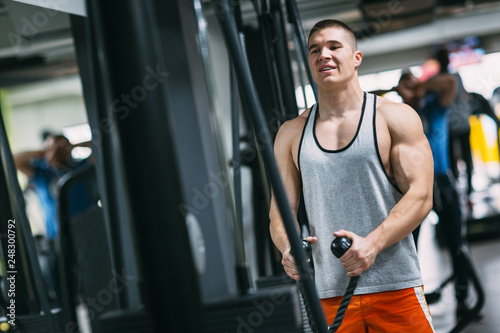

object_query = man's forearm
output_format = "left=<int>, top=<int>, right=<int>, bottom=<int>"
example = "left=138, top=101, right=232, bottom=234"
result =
left=14, top=150, right=44, bottom=176
left=366, top=190, right=432, bottom=252
left=269, top=214, right=303, bottom=255
left=270, top=220, right=291, bottom=254
left=14, top=150, right=44, bottom=163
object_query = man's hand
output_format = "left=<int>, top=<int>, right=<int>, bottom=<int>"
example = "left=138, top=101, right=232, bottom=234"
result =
left=282, top=236, right=317, bottom=280
left=333, top=230, right=380, bottom=278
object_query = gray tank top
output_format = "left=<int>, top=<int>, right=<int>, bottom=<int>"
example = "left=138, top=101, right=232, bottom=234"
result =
left=299, top=92, right=423, bottom=298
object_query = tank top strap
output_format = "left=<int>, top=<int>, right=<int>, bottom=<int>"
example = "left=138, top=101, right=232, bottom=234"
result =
left=298, top=103, right=317, bottom=172
left=357, top=92, right=376, bottom=145
left=306, top=103, right=318, bottom=136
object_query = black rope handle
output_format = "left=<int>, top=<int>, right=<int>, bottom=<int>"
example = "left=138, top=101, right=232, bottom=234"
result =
left=328, top=237, right=359, bottom=333
left=328, top=276, right=359, bottom=332
left=301, top=240, right=318, bottom=332
left=301, top=237, right=359, bottom=333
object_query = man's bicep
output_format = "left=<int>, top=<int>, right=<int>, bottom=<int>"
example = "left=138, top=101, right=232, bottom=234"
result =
left=394, top=139, right=433, bottom=192
left=390, top=114, right=434, bottom=194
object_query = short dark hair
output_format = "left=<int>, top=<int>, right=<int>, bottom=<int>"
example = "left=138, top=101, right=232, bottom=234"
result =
left=46, top=133, right=70, bottom=144
left=308, top=19, right=357, bottom=50
left=41, top=129, right=54, bottom=141
left=399, top=72, right=417, bottom=82
left=433, top=48, right=450, bottom=74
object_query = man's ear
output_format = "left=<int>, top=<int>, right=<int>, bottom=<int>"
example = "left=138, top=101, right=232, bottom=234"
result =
left=354, top=50, right=363, bottom=69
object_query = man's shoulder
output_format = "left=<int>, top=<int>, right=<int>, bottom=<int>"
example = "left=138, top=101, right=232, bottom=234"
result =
left=375, top=95, right=422, bottom=132
left=277, top=108, right=311, bottom=139
left=376, top=95, right=417, bottom=117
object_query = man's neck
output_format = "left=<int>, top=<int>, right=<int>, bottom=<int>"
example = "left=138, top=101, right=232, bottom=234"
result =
left=316, top=82, right=364, bottom=119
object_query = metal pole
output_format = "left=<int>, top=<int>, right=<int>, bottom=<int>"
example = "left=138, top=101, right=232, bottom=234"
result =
left=293, top=30, right=310, bottom=109
left=255, top=0, right=286, bottom=132
left=0, top=106, right=57, bottom=332
left=231, top=67, right=243, bottom=242
left=230, top=64, right=254, bottom=294
left=69, top=13, right=127, bottom=309
left=285, top=0, right=318, bottom=100
left=270, top=0, right=299, bottom=119
left=213, top=1, right=328, bottom=332
left=85, top=0, right=204, bottom=331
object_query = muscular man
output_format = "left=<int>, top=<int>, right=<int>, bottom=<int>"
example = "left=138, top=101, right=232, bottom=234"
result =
left=269, top=19, right=435, bottom=332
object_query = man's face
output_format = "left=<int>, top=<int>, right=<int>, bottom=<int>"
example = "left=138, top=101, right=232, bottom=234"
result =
left=308, top=27, right=362, bottom=89
left=44, top=137, right=71, bottom=168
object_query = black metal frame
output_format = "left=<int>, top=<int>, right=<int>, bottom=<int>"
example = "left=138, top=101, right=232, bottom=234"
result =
left=0, top=101, right=57, bottom=331
left=69, top=13, right=133, bottom=312
left=72, top=0, right=266, bottom=330
left=213, top=0, right=328, bottom=331
left=285, top=0, right=318, bottom=100
left=269, top=0, right=299, bottom=120
left=0, top=118, right=33, bottom=317
left=82, top=1, right=206, bottom=331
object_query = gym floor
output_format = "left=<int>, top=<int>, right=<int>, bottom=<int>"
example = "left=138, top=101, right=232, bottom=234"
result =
left=419, top=215, right=500, bottom=333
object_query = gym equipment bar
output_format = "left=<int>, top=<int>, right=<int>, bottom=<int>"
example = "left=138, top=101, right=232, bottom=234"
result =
left=0, top=104, right=57, bottom=332
left=213, top=1, right=329, bottom=332
left=84, top=0, right=205, bottom=331
left=285, top=0, right=318, bottom=100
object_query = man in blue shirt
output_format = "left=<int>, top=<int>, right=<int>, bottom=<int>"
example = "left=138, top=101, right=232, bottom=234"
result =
left=15, top=133, right=92, bottom=305
left=396, top=65, right=471, bottom=321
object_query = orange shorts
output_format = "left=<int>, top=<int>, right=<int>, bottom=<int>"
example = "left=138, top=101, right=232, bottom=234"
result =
left=320, top=286, right=435, bottom=333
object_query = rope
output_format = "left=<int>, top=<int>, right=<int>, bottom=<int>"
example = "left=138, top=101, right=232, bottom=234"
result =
left=301, top=237, right=360, bottom=333
left=299, top=281, right=317, bottom=332
left=328, top=276, right=360, bottom=333
left=300, top=240, right=317, bottom=332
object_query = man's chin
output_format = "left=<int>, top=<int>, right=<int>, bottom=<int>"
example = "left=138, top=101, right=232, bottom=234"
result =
left=319, top=78, right=345, bottom=89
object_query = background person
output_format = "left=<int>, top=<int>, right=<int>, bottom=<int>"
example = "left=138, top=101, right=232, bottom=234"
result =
left=395, top=65, right=472, bottom=320
left=14, top=133, right=92, bottom=306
